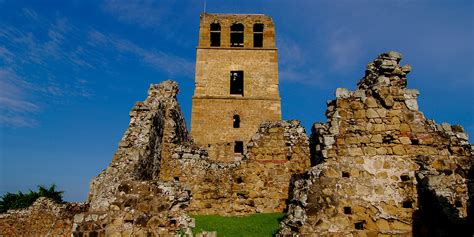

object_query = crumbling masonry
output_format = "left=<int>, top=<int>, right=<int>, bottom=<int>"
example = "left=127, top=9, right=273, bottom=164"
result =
left=0, top=13, right=473, bottom=237
left=279, top=51, right=473, bottom=236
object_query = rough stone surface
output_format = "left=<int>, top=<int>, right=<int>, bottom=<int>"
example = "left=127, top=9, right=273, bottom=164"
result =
left=191, top=13, right=282, bottom=161
left=1, top=13, right=473, bottom=236
left=88, top=80, right=190, bottom=211
left=279, top=52, right=473, bottom=236
left=74, top=181, right=193, bottom=236
left=76, top=80, right=194, bottom=236
left=160, top=120, right=311, bottom=215
left=0, top=197, right=87, bottom=236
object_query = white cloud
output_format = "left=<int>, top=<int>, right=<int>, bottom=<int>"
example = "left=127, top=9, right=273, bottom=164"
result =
left=0, top=46, right=14, bottom=64
left=0, top=7, right=194, bottom=127
left=0, top=69, right=39, bottom=127
left=88, top=30, right=194, bottom=76
left=278, top=37, right=305, bottom=66
left=102, top=0, right=165, bottom=28
left=21, top=8, right=38, bottom=20
left=277, top=37, right=326, bottom=86
left=0, top=114, right=37, bottom=127
left=326, top=29, right=362, bottom=72
left=280, top=68, right=325, bottom=86
left=0, top=11, right=96, bottom=127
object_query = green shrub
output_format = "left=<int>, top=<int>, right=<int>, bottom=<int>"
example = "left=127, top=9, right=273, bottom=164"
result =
left=0, top=184, right=64, bottom=213
left=192, top=213, right=285, bottom=237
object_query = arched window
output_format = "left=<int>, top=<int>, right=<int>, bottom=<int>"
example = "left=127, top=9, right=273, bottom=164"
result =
left=230, top=23, right=244, bottom=47
left=233, top=114, right=240, bottom=128
left=253, top=23, right=264, bottom=47
left=210, top=23, right=221, bottom=47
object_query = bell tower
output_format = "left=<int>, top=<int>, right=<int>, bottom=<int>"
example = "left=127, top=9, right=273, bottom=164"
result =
left=190, top=13, right=282, bottom=161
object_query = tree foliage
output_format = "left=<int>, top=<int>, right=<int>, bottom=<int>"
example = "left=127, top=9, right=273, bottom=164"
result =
left=0, top=184, right=64, bottom=213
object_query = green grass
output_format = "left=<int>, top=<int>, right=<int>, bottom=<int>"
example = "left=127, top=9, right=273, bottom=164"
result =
left=192, top=213, right=285, bottom=237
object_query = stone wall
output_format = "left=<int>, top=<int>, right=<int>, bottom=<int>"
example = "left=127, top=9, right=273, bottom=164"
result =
left=77, top=81, right=194, bottom=236
left=73, top=181, right=193, bottom=236
left=191, top=98, right=281, bottom=149
left=0, top=197, right=87, bottom=236
left=2, top=50, right=472, bottom=235
left=160, top=120, right=311, bottom=215
left=197, top=13, right=276, bottom=49
left=279, top=52, right=473, bottom=236
left=193, top=49, right=279, bottom=98
left=88, top=81, right=190, bottom=211
left=191, top=13, right=282, bottom=152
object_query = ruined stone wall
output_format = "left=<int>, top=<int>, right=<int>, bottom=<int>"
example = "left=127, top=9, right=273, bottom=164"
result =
left=206, top=142, right=242, bottom=162
left=88, top=81, right=189, bottom=211
left=0, top=197, right=87, bottom=236
left=279, top=52, right=473, bottom=236
left=77, top=81, right=194, bottom=236
left=73, top=181, right=193, bottom=236
left=160, top=120, right=311, bottom=215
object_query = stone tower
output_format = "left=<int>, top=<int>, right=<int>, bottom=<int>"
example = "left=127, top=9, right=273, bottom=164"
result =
left=190, top=13, right=282, bottom=161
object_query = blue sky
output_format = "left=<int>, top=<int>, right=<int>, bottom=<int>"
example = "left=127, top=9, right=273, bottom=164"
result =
left=0, top=0, right=473, bottom=201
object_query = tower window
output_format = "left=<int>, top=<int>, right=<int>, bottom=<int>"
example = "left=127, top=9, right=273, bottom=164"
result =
left=253, top=23, right=264, bottom=47
left=230, top=23, right=244, bottom=47
left=233, top=114, right=240, bottom=128
left=210, top=23, right=221, bottom=47
left=230, top=71, right=244, bottom=95
left=234, top=141, right=244, bottom=154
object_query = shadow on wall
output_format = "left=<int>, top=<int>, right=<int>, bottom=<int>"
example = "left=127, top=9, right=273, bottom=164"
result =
left=413, top=165, right=474, bottom=237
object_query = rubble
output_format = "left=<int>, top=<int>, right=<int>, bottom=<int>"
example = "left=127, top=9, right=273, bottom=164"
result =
left=0, top=197, right=88, bottom=236
left=279, top=51, right=473, bottom=236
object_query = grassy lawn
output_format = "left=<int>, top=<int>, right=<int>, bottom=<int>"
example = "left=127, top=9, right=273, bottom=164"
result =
left=192, top=213, right=285, bottom=237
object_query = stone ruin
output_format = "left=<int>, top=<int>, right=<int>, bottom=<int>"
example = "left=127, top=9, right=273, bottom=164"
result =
left=0, top=52, right=473, bottom=236
left=279, top=52, right=473, bottom=236
left=0, top=197, right=88, bottom=236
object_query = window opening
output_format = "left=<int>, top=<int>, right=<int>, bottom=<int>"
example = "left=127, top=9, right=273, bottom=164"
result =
left=230, top=71, right=244, bottom=95
left=233, top=114, right=240, bottom=128
left=342, top=171, right=350, bottom=178
left=253, top=23, right=264, bottom=47
left=354, top=221, right=365, bottom=230
left=402, top=200, right=413, bottom=208
left=234, top=141, right=244, bottom=154
left=344, top=207, right=352, bottom=214
left=230, top=23, right=244, bottom=47
left=410, top=138, right=420, bottom=145
left=400, top=175, right=410, bottom=181
left=210, top=23, right=221, bottom=47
